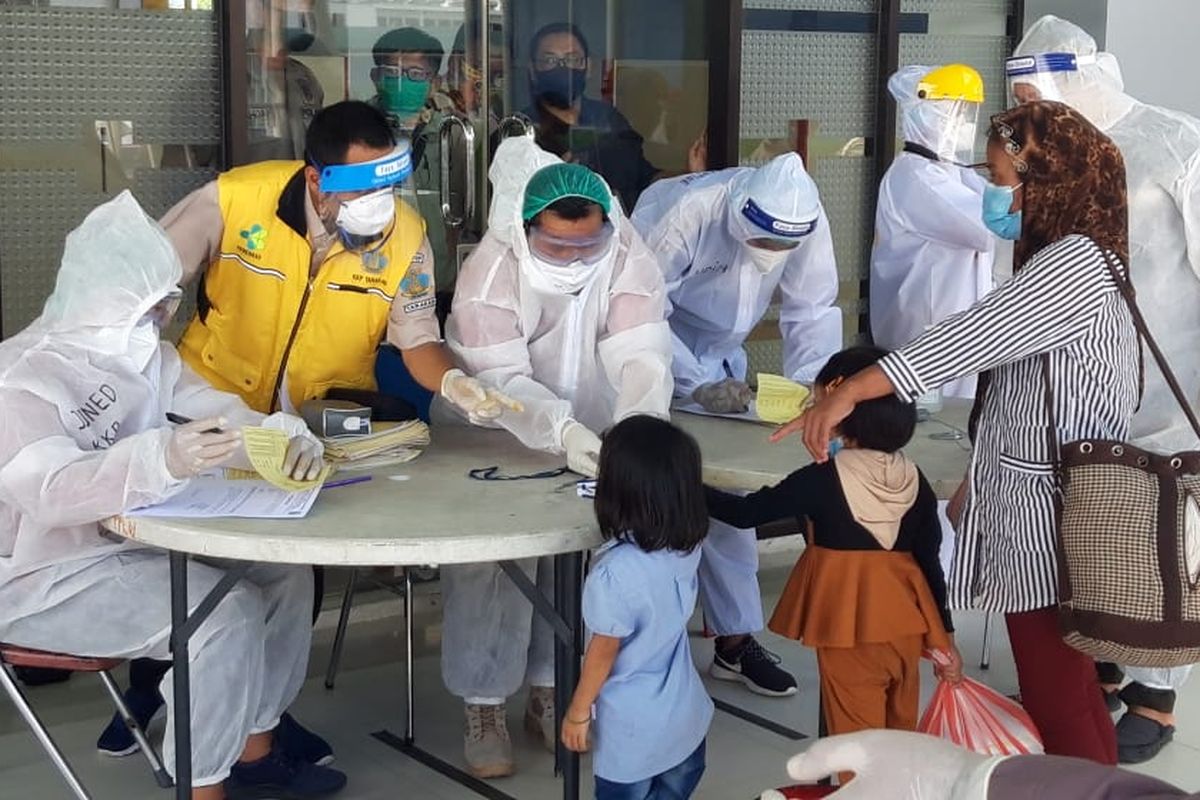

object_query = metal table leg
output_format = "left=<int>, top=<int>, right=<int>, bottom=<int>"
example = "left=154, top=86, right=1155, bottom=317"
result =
left=167, top=552, right=250, bottom=800
left=552, top=552, right=583, bottom=800
left=169, top=552, right=191, bottom=800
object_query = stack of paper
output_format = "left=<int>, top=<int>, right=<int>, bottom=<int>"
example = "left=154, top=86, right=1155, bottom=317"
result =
left=130, top=477, right=321, bottom=519
left=755, top=373, right=812, bottom=424
left=322, top=419, right=431, bottom=468
left=240, top=426, right=334, bottom=491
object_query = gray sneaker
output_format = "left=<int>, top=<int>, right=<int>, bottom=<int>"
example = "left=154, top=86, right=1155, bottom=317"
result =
left=524, top=686, right=556, bottom=753
left=464, top=703, right=514, bottom=779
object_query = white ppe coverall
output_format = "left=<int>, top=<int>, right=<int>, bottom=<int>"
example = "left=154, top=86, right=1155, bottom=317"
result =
left=870, top=65, right=995, bottom=399
left=0, top=192, right=316, bottom=787
left=630, top=153, right=841, bottom=636
left=440, top=137, right=673, bottom=700
left=1014, top=14, right=1200, bottom=693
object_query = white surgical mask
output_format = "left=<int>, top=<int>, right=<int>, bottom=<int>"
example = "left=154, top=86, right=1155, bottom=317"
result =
left=127, top=318, right=161, bottom=371
left=746, top=245, right=791, bottom=274
left=335, top=189, right=396, bottom=237
left=525, top=254, right=605, bottom=295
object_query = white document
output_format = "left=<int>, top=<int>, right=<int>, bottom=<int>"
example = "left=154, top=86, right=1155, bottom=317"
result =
left=673, top=400, right=767, bottom=425
left=130, top=478, right=321, bottom=519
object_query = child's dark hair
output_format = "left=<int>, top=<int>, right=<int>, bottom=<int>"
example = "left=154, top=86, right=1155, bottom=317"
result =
left=816, top=346, right=916, bottom=453
left=594, top=415, right=708, bottom=553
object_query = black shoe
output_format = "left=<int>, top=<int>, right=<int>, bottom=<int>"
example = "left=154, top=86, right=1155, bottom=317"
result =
left=96, top=686, right=165, bottom=757
left=710, top=637, right=798, bottom=697
left=226, top=745, right=347, bottom=799
left=1116, top=711, right=1175, bottom=764
left=1104, top=688, right=1124, bottom=714
left=277, top=712, right=334, bottom=766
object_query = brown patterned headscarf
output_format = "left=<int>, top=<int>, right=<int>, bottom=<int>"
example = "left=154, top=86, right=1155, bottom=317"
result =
left=989, top=101, right=1129, bottom=269
left=969, top=102, right=1130, bottom=441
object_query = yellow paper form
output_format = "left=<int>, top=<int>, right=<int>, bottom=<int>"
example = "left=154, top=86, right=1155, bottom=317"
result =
left=755, top=373, right=812, bottom=424
left=241, top=426, right=333, bottom=491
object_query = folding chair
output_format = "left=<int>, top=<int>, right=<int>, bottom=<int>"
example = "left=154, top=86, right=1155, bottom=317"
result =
left=0, top=644, right=172, bottom=799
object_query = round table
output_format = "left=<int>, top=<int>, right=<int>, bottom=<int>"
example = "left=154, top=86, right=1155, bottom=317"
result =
left=106, top=426, right=598, bottom=800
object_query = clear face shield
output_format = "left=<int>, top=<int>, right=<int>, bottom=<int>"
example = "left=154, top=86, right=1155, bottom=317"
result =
left=738, top=198, right=814, bottom=273
left=928, top=99, right=982, bottom=165
left=1006, top=52, right=1093, bottom=105
left=316, top=142, right=415, bottom=253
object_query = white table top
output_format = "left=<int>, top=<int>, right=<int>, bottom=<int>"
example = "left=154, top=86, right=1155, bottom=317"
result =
left=106, top=402, right=973, bottom=566
left=106, top=426, right=597, bottom=567
left=677, top=399, right=973, bottom=499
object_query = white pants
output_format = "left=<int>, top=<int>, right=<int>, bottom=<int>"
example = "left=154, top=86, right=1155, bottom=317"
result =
left=440, top=557, right=556, bottom=702
left=698, top=520, right=765, bottom=636
left=1127, top=666, right=1193, bottom=691
left=0, top=551, right=313, bottom=787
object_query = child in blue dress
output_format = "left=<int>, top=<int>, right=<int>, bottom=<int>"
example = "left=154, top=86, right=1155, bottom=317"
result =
left=561, top=415, right=713, bottom=800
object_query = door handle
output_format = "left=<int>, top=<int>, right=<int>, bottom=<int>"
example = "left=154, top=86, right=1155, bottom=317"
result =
left=497, top=113, right=536, bottom=141
left=439, top=115, right=476, bottom=229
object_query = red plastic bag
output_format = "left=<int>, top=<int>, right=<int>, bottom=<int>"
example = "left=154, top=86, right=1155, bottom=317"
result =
left=917, top=677, right=1044, bottom=756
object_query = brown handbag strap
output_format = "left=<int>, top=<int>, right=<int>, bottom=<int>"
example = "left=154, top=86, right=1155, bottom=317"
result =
left=1098, top=251, right=1200, bottom=441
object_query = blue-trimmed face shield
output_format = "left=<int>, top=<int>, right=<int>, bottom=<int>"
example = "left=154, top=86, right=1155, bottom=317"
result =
left=313, top=143, right=413, bottom=251
left=740, top=198, right=816, bottom=251
left=1006, top=52, right=1094, bottom=104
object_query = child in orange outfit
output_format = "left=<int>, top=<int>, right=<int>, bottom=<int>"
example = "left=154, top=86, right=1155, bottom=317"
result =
left=706, top=346, right=963, bottom=738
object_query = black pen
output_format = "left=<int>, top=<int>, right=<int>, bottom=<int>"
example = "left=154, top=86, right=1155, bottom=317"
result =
left=165, top=412, right=224, bottom=434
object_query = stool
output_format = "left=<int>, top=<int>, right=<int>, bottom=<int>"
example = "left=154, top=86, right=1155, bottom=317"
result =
left=0, top=644, right=172, bottom=799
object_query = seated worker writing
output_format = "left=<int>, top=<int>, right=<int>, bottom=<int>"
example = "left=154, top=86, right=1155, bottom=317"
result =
left=97, top=101, right=517, bottom=758
left=705, top=347, right=964, bottom=742
left=0, top=193, right=344, bottom=799
left=439, top=137, right=673, bottom=778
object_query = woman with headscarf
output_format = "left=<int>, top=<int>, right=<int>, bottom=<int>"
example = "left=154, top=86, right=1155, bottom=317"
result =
left=773, top=101, right=1138, bottom=764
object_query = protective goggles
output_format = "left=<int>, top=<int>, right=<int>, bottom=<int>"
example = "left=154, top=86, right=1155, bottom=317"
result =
left=317, top=144, right=413, bottom=193
left=741, top=199, right=817, bottom=239
left=745, top=237, right=800, bottom=252
left=142, top=289, right=183, bottom=328
left=527, top=221, right=615, bottom=266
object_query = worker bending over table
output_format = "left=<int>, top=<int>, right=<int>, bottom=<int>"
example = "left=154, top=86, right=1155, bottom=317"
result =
left=631, top=153, right=842, bottom=699
left=0, top=193, right=346, bottom=799
left=442, top=136, right=673, bottom=778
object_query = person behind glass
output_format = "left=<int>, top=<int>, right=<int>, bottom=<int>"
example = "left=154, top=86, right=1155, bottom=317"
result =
left=775, top=101, right=1138, bottom=764
left=524, top=22, right=665, bottom=211
left=706, top=346, right=963, bottom=746
left=562, top=415, right=712, bottom=800
left=368, top=27, right=444, bottom=136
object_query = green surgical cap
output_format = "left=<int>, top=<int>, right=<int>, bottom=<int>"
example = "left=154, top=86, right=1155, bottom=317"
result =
left=521, top=163, right=611, bottom=221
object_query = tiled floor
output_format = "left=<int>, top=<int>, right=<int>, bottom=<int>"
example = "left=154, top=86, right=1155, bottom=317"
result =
left=2, top=552, right=1197, bottom=799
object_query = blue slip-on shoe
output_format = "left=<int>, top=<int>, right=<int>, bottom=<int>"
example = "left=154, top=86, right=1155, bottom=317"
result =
left=96, top=687, right=164, bottom=757
left=226, top=745, right=347, bottom=799
left=277, top=712, right=335, bottom=766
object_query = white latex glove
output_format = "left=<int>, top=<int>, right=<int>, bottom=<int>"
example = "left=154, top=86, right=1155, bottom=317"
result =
left=283, top=435, right=324, bottom=481
left=692, top=378, right=753, bottom=413
left=165, top=417, right=243, bottom=479
left=562, top=421, right=602, bottom=478
left=785, top=730, right=1004, bottom=800
left=441, top=368, right=523, bottom=423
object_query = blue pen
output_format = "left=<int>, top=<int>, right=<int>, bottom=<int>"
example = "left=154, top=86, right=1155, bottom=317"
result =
left=322, top=475, right=372, bottom=490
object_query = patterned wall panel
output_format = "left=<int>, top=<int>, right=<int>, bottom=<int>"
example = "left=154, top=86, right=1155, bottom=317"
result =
left=0, top=7, right=219, bottom=337
left=740, top=31, right=876, bottom=141
left=745, top=0, right=874, bottom=12
left=899, top=34, right=1014, bottom=122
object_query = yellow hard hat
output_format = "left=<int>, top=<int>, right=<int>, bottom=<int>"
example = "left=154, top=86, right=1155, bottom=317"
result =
left=917, top=64, right=985, bottom=104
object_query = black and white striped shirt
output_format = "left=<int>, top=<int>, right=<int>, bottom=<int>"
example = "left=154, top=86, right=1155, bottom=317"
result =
left=879, top=234, right=1140, bottom=613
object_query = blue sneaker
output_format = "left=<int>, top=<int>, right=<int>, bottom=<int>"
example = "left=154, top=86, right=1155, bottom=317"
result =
left=96, top=686, right=164, bottom=757
left=276, top=713, right=334, bottom=766
left=226, top=746, right=347, bottom=799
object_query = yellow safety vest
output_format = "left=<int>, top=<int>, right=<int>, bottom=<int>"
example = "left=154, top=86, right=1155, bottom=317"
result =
left=179, top=161, right=426, bottom=413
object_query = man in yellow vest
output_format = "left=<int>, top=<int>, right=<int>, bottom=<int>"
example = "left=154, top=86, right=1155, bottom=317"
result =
left=160, top=99, right=511, bottom=418
left=92, top=100, right=517, bottom=769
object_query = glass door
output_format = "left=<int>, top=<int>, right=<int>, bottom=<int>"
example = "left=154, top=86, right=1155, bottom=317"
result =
left=235, top=0, right=718, bottom=302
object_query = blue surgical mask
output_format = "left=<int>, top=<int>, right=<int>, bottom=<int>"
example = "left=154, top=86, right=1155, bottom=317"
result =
left=828, top=438, right=844, bottom=458
left=982, top=182, right=1023, bottom=240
